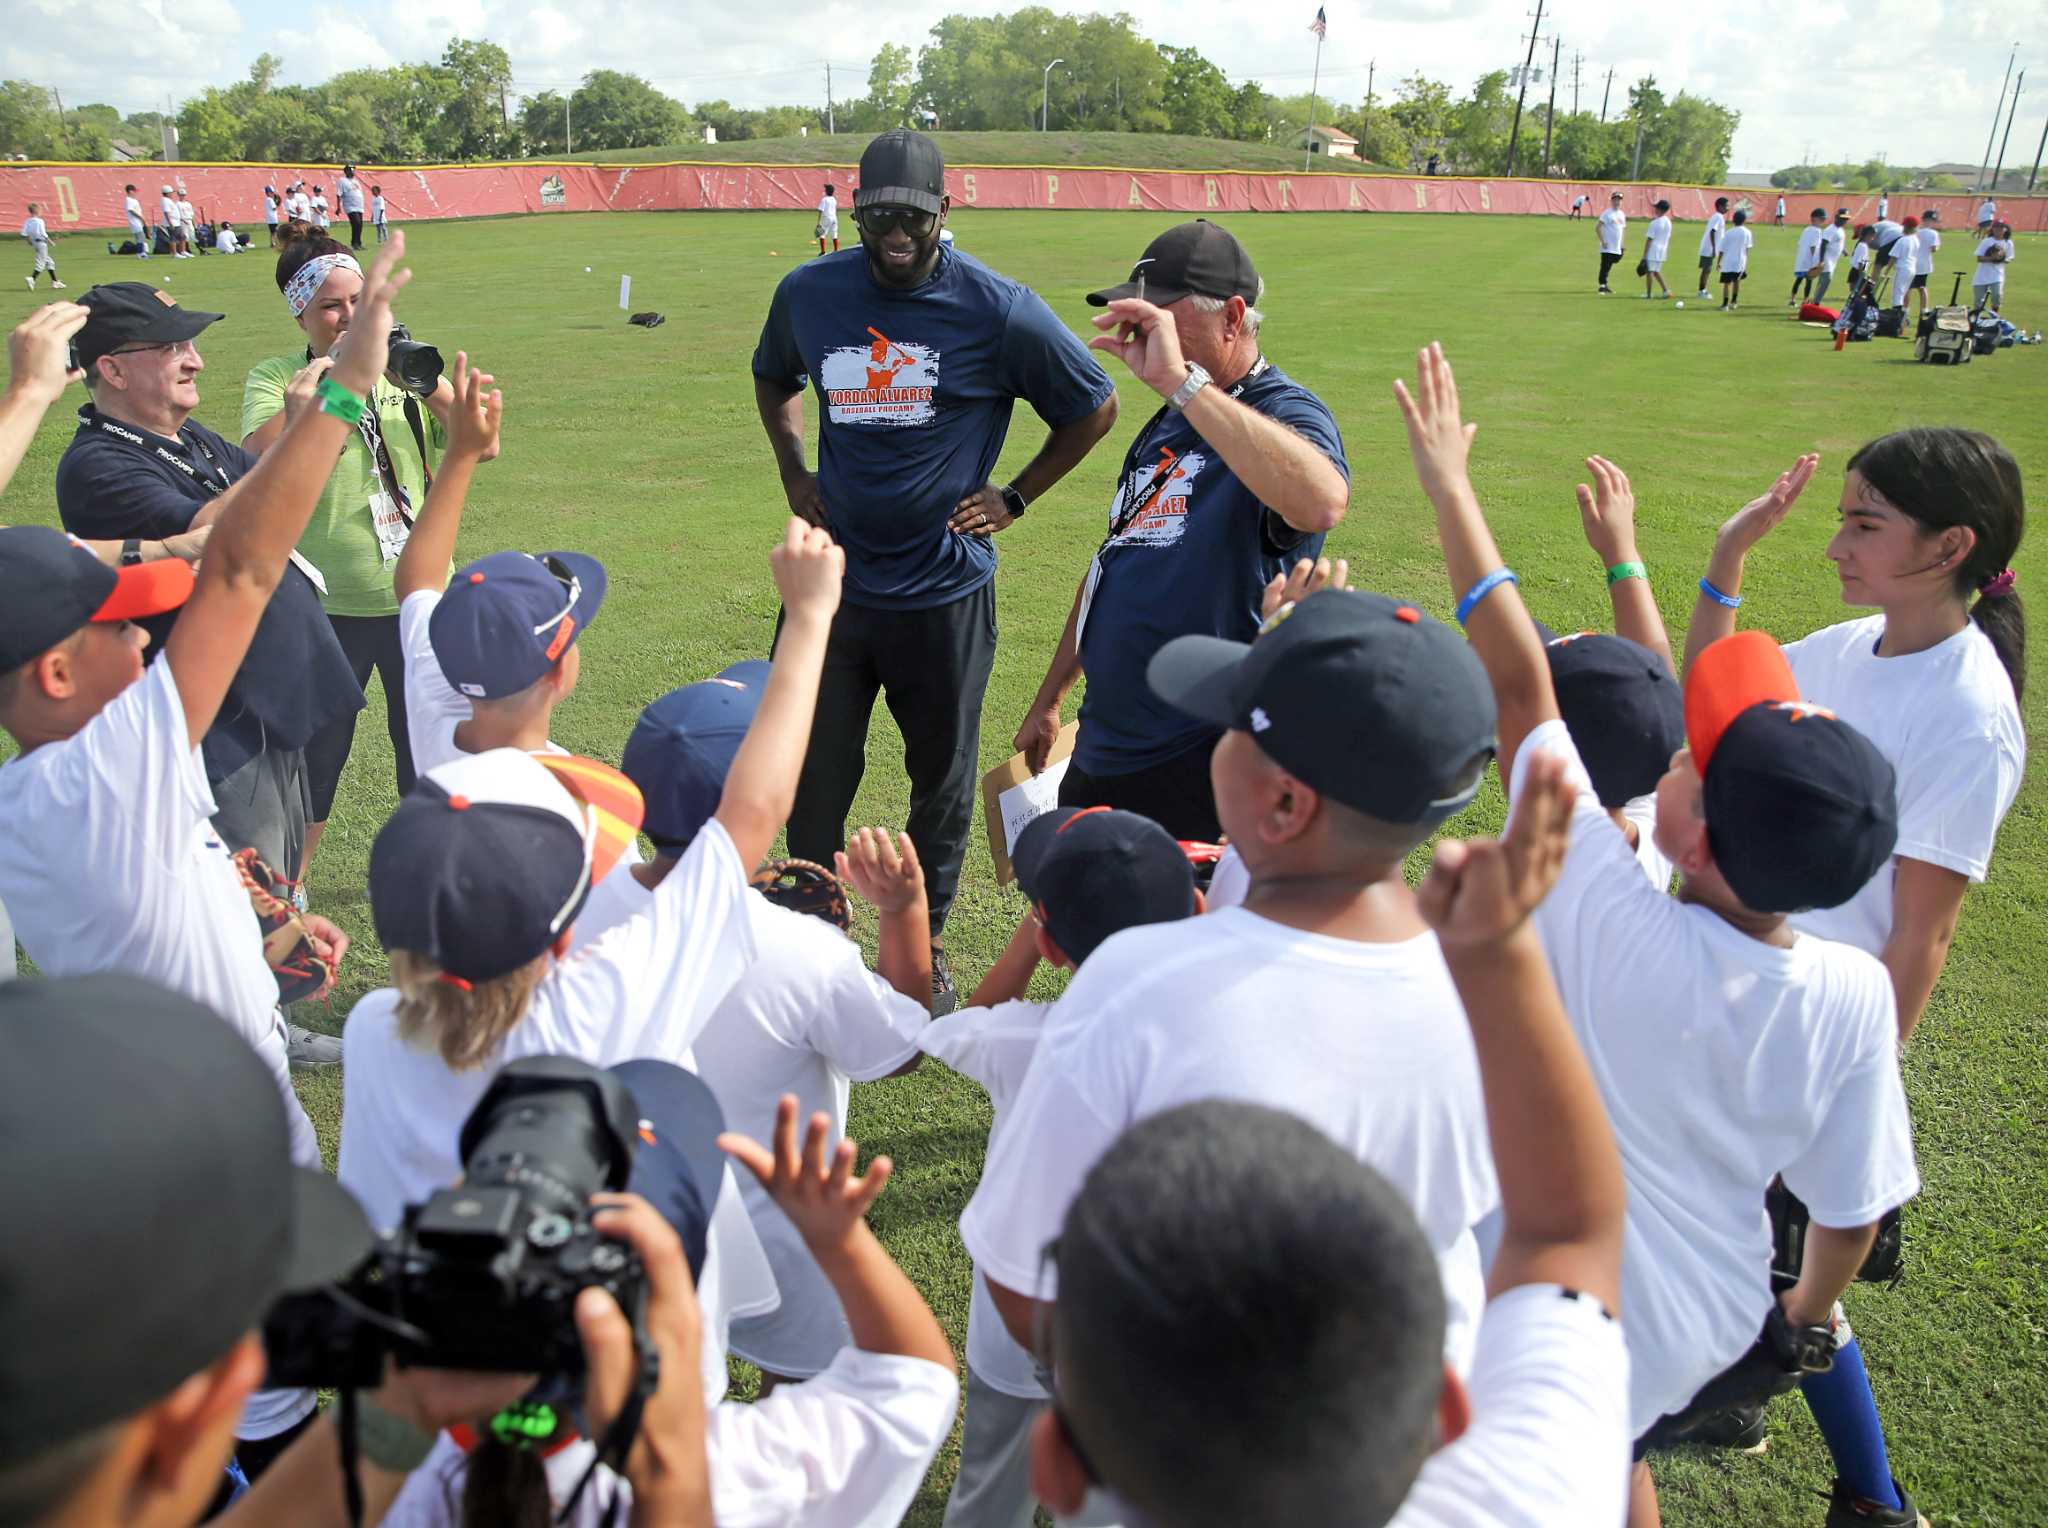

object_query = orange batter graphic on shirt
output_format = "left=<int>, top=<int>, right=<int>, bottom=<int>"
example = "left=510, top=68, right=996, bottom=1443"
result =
left=865, top=327, right=916, bottom=389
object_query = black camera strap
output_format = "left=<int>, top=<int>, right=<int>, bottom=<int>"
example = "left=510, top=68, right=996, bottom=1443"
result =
left=558, top=1368, right=652, bottom=1528
left=338, top=1388, right=367, bottom=1528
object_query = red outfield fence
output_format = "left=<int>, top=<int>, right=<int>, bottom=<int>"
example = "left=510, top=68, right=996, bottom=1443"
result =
left=6, top=160, right=2041, bottom=234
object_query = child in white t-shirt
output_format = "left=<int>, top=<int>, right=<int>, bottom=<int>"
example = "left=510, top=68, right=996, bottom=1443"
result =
left=1972, top=221, right=2014, bottom=311
left=20, top=202, right=62, bottom=289
left=815, top=182, right=839, bottom=257
left=1640, top=199, right=1673, bottom=299
left=1696, top=196, right=1729, bottom=296
left=1024, top=755, right=1632, bottom=1528
left=1813, top=212, right=1849, bottom=304
left=600, top=669, right=931, bottom=1389
left=1398, top=346, right=1921, bottom=1528
left=312, top=187, right=330, bottom=228
left=962, top=583, right=1505, bottom=1394
left=923, top=806, right=1198, bottom=1528
left=176, top=197, right=197, bottom=254
left=1596, top=192, right=1627, bottom=292
left=372, top=184, right=390, bottom=241
left=1791, top=206, right=1827, bottom=305
left=216, top=221, right=241, bottom=254
left=1717, top=209, right=1754, bottom=309
left=122, top=185, right=151, bottom=258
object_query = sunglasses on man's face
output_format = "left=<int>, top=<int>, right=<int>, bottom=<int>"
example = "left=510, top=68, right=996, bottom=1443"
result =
left=857, top=205, right=938, bottom=239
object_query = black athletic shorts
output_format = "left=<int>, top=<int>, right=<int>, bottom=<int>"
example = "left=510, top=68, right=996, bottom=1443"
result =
left=1908, top=272, right=1929, bottom=290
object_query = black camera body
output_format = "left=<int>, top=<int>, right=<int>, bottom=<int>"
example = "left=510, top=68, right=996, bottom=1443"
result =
left=264, top=1057, right=646, bottom=1388
left=385, top=321, right=444, bottom=397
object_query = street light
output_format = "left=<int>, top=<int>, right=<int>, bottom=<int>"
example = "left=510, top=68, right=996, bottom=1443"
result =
left=1042, top=58, right=1065, bottom=132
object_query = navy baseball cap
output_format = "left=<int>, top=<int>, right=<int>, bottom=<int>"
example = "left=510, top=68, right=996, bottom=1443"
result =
left=428, top=550, right=607, bottom=701
left=1686, top=633, right=1898, bottom=914
left=620, top=660, right=770, bottom=850
left=610, top=1060, right=727, bottom=1282
left=1012, top=806, right=1197, bottom=966
left=1149, top=589, right=1498, bottom=826
left=370, top=749, right=642, bottom=982
left=0, top=525, right=194, bottom=673
left=1536, top=625, right=1685, bottom=809
left=0, top=975, right=371, bottom=1465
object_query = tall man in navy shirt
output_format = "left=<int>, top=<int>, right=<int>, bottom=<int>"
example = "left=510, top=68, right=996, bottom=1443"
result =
left=753, top=130, right=1119, bottom=1009
left=1015, top=221, right=1349, bottom=842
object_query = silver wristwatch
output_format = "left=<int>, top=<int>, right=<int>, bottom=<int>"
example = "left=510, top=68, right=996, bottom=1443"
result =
left=1167, top=362, right=1213, bottom=412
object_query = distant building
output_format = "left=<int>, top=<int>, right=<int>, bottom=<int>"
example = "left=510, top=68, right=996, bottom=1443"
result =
left=110, top=139, right=154, bottom=163
left=1724, top=171, right=1776, bottom=188
left=702, top=124, right=718, bottom=144
left=1299, top=124, right=1360, bottom=159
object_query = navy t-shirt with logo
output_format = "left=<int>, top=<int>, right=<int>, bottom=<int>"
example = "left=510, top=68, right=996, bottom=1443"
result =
left=1076, top=364, right=1348, bottom=775
left=753, top=246, right=1114, bottom=610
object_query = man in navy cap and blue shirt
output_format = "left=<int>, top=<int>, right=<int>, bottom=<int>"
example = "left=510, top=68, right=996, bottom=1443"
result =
left=54, top=284, right=363, bottom=1024
left=1014, top=220, right=1349, bottom=844
left=753, top=128, right=1120, bottom=1011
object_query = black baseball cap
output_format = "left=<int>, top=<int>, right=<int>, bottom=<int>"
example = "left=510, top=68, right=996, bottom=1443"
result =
left=74, top=282, right=223, bottom=372
left=370, top=749, right=643, bottom=983
left=1536, top=626, right=1685, bottom=809
left=855, top=130, right=946, bottom=214
left=1685, top=632, right=1898, bottom=914
left=620, top=660, right=770, bottom=850
left=1089, top=220, right=1261, bottom=307
left=1149, top=589, right=1497, bottom=826
left=1012, top=806, right=1197, bottom=965
left=0, top=974, right=372, bottom=1466
left=0, top=524, right=194, bottom=673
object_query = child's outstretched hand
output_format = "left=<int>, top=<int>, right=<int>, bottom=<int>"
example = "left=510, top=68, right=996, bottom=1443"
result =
left=1260, top=555, right=1350, bottom=621
left=443, top=351, right=502, bottom=465
left=1574, top=455, right=1639, bottom=566
left=836, top=827, right=925, bottom=915
left=1715, top=454, right=1819, bottom=558
left=1392, top=342, right=1477, bottom=503
left=720, top=1095, right=891, bottom=1258
left=770, top=517, right=845, bottom=626
left=1417, top=750, right=1576, bottom=953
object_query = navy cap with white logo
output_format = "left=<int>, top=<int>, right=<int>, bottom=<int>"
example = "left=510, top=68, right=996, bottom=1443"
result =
left=1149, top=589, right=1497, bottom=826
left=1011, top=806, right=1197, bottom=966
left=428, top=550, right=607, bottom=701
left=1535, top=625, right=1685, bottom=809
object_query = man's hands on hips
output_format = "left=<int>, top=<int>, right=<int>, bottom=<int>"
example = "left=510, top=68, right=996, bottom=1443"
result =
left=784, top=468, right=830, bottom=529
left=949, top=483, right=1017, bottom=538
left=1089, top=297, right=1190, bottom=398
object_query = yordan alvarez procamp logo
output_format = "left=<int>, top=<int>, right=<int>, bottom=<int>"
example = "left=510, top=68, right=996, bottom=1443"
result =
left=820, top=327, right=940, bottom=427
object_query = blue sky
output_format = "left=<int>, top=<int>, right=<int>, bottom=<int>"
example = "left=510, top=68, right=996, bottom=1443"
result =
left=7, top=0, right=2033, bottom=172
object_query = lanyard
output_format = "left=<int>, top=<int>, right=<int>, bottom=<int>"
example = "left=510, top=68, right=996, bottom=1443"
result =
left=306, top=349, right=414, bottom=513
left=88, top=410, right=233, bottom=495
left=1102, top=355, right=1269, bottom=547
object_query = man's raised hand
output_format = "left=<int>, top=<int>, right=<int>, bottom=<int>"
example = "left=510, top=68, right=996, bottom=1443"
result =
left=1088, top=297, right=1189, bottom=398
left=7, top=302, right=88, bottom=406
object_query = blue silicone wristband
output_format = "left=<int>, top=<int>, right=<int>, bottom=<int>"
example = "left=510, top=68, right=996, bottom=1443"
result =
left=1455, top=567, right=1518, bottom=627
left=1697, top=576, right=1743, bottom=609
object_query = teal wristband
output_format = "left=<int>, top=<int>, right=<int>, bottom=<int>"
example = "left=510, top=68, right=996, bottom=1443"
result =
left=1697, top=576, right=1742, bottom=609
left=1606, top=560, right=1647, bottom=587
left=316, top=375, right=366, bottom=425
left=1455, top=567, right=1518, bottom=626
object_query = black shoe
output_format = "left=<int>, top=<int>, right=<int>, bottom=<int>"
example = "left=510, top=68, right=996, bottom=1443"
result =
left=1822, top=1477, right=1929, bottom=1527
left=930, top=946, right=958, bottom=1016
left=1679, top=1402, right=1769, bottom=1453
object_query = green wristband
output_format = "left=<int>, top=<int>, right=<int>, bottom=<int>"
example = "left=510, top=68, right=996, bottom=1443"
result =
left=1606, top=560, right=1647, bottom=587
left=316, top=374, right=366, bottom=425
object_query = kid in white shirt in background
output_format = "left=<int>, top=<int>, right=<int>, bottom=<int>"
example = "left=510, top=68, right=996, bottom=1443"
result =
left=1640, top=198, right=1673, bottom=299
left=1972, top=221, right=2014, bottom=311
left=603, top=667, right=932, bottom=1389
left=1696, top=195, right=1729, bottom=297
left=1814, top=210, right=1849, bottom=304
left=1597, top=191, right=1627, bottom=293
left=1717, top=209, right=1755, bottom=310
left=1398, top=346, right=1921, bottom=1528
left=922, top=805, right=1199, bottom=1528
left=20, top=202, right=62, bottom=289
left=373, top=184, right=390, bottom=241
left=1791, top=206, right=1828, bottom=305
left=815, top=182, right=839, bottom=256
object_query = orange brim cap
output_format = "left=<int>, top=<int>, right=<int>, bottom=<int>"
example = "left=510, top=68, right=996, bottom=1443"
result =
left=533, top=753, right=646, bottom=886
left=92, top=558, right=195, bottom=624
left=1684, top=630, right=1800, bottom=774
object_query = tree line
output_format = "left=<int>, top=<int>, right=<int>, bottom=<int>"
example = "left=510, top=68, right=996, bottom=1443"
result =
left=2, top=8, right=1741, bottom=182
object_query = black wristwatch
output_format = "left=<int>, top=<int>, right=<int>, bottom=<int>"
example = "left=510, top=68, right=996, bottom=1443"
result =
left=999, top=484, right=1028, bottom=521
left=120, top=538, right=143, bottom=567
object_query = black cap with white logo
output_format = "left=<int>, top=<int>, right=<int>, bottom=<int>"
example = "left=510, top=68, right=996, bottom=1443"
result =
left=855, top=130, right=947, bottom=215
left=1149, top=589, right=1497, bottom=827
left=1088, top=220, right=1262, bottom=308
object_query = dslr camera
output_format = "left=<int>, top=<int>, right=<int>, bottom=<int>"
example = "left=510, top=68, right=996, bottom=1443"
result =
left=263, top=1056, right=648, bottom=1387
left=385, top=321, right=444, bottom=396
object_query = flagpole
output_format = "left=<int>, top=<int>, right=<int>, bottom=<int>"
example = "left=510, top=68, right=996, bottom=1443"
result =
left=1304, top=31, right=1324, bottom=170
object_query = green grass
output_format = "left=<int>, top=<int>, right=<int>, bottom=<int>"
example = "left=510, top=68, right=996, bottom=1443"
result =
left=4, top=212, right=2046, bottom=1527
left=558, top=128, right=1390, bottom=173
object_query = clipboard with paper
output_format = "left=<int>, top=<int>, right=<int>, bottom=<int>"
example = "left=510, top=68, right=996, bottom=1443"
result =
left=981, top=721, right=1078, bottom=885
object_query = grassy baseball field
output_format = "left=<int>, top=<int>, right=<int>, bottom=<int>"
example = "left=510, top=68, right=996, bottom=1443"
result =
left=2, top=207, right=2043, bottom=1526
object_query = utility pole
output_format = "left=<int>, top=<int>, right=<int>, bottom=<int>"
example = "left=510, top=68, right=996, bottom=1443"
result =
left=1978, top=45, right=2017, bottom=191
left=1504, top=0, right=1546, bottom=177
left=1541, top=36, right=1561, bottom=175
left=1361, top=59, right=1376, bottom=143
left=1628, top=81, right=1646, bottom=180
left=826, top=62, right=835, bottom=135
left=1600, top=67, right=1614, bottom=123
left=2030, top=111, right=2047, bottom=193
left=1990, top=71, right=2023, bottom=192
left=565, top=98, right=573, bottom=155
left=1572, top=52, right=1583, bottom=116
left=50, top=86, right=68, bottom=150
left=162, top=91, right=178, bottom=162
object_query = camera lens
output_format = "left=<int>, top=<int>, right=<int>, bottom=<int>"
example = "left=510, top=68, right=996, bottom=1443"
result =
left=456, top=1058, right=641, bottom=1224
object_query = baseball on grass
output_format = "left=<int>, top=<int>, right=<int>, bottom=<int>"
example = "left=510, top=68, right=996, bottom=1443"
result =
left=584, top=265, right=592, bottom=272
left=1675, top=300, right=1685, bottom=309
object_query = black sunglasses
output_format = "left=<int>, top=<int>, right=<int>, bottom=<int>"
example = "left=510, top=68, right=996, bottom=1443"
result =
left=857, top=204, right=938, bottom=238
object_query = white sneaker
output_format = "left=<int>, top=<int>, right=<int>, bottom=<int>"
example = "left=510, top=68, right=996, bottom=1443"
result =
left=22, top=276, right=31, bottom=290
left=50, top=280, right=65, bottom=289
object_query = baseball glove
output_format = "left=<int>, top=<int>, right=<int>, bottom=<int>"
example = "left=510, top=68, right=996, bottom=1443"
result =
left=233, top=848, right=338, bottom=1005
left=1769, top=1179, right=1905, bottom=1287
left=751, top=858, right=852, bottom=932
left=1641, top=1301, right=1837, bottom=1450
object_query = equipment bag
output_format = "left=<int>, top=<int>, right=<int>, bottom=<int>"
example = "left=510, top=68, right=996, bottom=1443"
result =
left=1971, top=309, right=2004, bottom=355
left=1915, top=275, right=1974, bottom=365
left=1875, top=305, right=1906, bottom=339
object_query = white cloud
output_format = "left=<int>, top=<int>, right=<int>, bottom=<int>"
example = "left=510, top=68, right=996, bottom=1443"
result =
left=6, top=0, right=2033, bottom=173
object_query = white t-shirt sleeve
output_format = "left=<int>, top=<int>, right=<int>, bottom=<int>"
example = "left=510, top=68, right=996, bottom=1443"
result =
left=707, top=1348, right=959, bottom=1528
left=523, top=820, right=757, bottom=1065
left=397, top=589, right=472, bottom=779
left=71, top=661, right=220, bottom=877
left=1390, top=1285, right=1631, bottom=1528
left=1206, top=844, right=1251, bottom=910
left=918, top=1000, right=1046, bottom=1106
left=1887, top=720, right=2023, bottom=883
left=1780, top=1003, right=1919, bottom=1228
left=799, top=932, right=930, bottom=1082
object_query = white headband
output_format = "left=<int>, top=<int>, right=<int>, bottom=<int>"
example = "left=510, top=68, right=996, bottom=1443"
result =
left=284, top=252, right=362, bottom=318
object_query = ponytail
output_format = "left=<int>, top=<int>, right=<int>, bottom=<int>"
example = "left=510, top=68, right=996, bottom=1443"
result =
left=1846, top=427, right=2027, bottom=704
left=459, top=1437, right=553, bottom=1528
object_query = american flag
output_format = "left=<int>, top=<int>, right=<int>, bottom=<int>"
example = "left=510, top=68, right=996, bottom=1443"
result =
left=1309, top=5, right=1328, bottom=37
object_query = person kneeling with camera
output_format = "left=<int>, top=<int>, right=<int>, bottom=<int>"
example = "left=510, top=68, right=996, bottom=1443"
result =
left=241, top=232, right=497, bottom=876
left=0, top=974, right=713, bottom=1528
